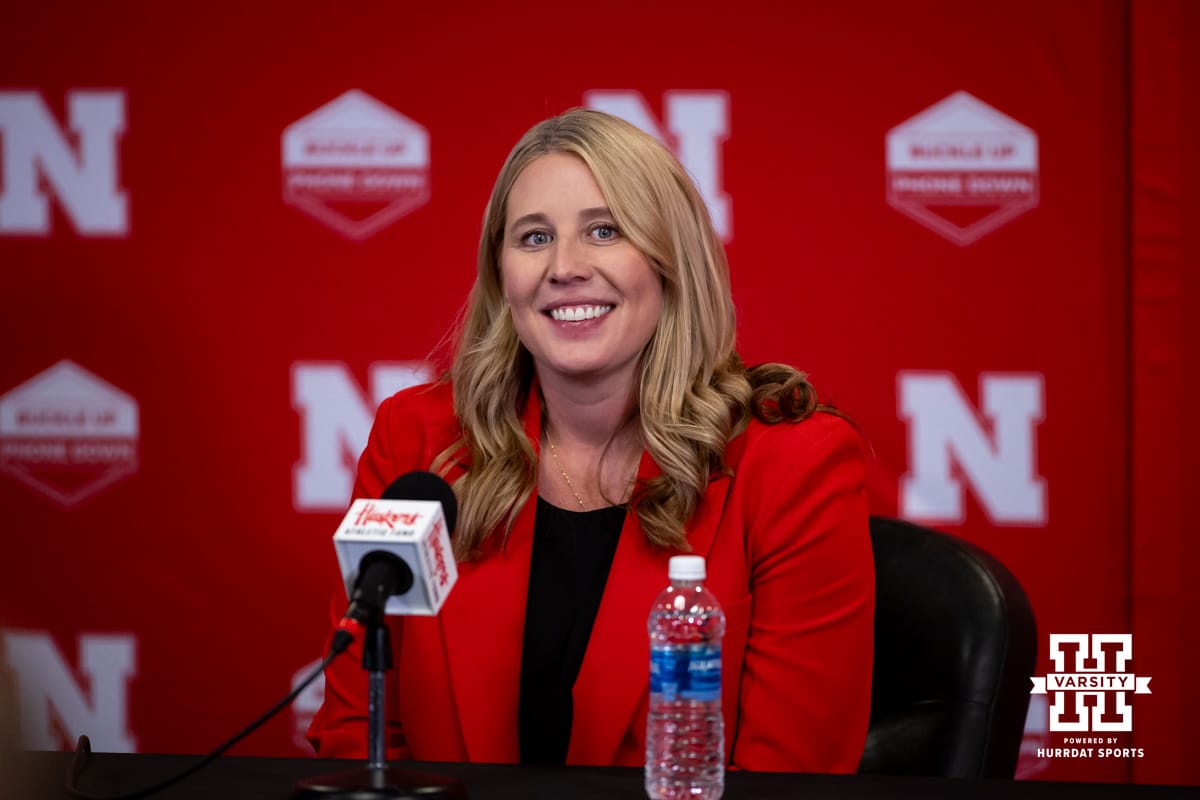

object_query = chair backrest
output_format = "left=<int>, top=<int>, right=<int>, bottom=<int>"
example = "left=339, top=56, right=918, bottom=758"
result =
left=858, top=516, right=1038, bottom=778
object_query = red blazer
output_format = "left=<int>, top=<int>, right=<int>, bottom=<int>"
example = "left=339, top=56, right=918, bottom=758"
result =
left=308, top=381, right=874, bottom=772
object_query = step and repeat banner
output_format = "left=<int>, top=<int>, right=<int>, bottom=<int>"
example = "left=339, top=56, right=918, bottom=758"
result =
left=2, top=0, right=1195, bottom=786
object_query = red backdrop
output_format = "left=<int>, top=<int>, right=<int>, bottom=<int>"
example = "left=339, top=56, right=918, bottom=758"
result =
left=1, top=0, right=1195, bottom=786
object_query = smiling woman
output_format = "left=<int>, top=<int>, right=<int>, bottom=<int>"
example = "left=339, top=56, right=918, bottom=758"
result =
left=309, top=108, right=875, bottom=775
left=500, top=153, right=664, bottom=420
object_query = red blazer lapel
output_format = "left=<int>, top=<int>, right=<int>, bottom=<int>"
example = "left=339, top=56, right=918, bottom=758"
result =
left=435, top=390, right=544, bottom=762
left=437, top=501, right=535, bottom=762
left=568, top=452, right=732, bottom=764
left=567, top=495, right=666, bottom=763
left=435, top=385, right=734, bottom=766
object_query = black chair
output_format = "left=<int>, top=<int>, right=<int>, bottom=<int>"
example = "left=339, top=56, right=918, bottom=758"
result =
left=858, top=516, right=1038, bottom=778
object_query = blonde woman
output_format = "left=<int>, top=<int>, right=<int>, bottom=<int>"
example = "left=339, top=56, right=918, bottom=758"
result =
left=309, top=109, right=874, bottom=772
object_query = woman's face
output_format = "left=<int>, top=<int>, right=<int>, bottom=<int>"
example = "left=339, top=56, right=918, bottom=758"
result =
left=499, top=153, right=663, bottom=388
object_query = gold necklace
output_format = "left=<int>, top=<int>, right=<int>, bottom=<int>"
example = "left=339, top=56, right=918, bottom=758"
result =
left=545, top=429, right=587, bottom=510
left=545, top=427, right=640, bottom=511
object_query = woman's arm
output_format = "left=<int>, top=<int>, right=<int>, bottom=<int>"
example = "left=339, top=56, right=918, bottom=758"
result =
left=306, top=387, right=438, bottom=759
left=732, top=414, right=875, bottom=772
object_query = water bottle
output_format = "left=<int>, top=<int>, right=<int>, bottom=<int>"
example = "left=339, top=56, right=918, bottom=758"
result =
left=645, top=555, right=726, bottom=800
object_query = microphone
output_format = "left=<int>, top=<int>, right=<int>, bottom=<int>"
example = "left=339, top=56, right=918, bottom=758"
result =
left=299, top=471, right=467, bottom=799
left=330, top=471, right=459, bottom=654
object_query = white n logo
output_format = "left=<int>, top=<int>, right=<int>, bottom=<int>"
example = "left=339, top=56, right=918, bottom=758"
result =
left=292, top=361, right=433, bottom=511
left=899, top=371, right=1045, bottom=525
left=2, top=630, right=137, bottom=751
left=583, top=90, right=731, bottom=241
left=0, top=90, right=128, bottom=236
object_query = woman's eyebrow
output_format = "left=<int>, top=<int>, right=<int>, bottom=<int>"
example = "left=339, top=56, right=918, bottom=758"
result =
left=508, top=207, right=612, bottom=233
left=507, top=212, right=551, bottom=232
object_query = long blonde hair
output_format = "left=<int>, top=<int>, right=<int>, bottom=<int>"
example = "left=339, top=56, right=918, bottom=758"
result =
left=435, top=108, right=822, bottom=560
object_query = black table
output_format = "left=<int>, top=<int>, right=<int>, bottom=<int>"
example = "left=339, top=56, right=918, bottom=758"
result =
left=6, top=751, right=1196, bottom=800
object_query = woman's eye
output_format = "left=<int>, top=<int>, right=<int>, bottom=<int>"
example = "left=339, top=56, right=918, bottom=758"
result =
left=521, top=231, right=551, bottom=246
left=590, top=224, right=619, bottom=241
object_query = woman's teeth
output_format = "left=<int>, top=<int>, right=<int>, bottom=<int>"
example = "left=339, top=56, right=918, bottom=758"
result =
left=549, top=305, right=614, bottom=322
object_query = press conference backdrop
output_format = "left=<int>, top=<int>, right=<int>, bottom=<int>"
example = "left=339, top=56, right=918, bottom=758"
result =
left=1, top=0, right=1196, bottom=787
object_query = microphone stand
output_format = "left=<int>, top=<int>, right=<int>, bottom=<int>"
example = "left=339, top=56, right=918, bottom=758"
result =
left=366, top=617, right=389, bottom=770
left=294, top=612, right=467, bottom=799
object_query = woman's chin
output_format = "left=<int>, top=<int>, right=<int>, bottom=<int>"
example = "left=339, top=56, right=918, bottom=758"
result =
left=533, top=356, right=638, bottom=386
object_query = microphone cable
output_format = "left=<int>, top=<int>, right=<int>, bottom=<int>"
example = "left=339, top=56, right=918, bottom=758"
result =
left=65, top=636, right=351, bottom=800
left=64, top=470, right=453, bottom=798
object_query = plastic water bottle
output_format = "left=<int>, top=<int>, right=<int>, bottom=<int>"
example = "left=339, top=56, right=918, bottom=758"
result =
left=645, top=555, right=726, bottom=800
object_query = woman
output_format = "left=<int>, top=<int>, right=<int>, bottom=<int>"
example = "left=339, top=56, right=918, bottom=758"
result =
left=309, top=108, right=874, bottom=772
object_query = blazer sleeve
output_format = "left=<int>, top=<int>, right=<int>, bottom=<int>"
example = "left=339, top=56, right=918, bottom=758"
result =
left=306, top=386, right=440, bottom=760
left=731, top=413, right=874, bottom=773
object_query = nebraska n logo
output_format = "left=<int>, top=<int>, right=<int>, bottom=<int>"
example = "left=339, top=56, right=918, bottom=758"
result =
left=1031, top=634, right=1152, bottom=732
left=0, top=90, right=128, bottom=237
left=584, top=90, right=731, bottom=242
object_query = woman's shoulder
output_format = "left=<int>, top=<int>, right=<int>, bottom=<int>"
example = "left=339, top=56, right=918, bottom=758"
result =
left=378, top=379, right=456, bottom=419
left=373, top=379, right=461, bottom=444
left=732, top=410, right=867, bottom=473
left=723, top=412, right=869, bottom=531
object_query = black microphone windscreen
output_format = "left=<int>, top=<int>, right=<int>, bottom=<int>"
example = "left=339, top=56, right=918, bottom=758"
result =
left=381, top=471, right=458, bottom=533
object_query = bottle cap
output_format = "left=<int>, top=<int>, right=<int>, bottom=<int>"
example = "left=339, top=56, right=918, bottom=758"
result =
left=668, top=555, right=706, bottom=581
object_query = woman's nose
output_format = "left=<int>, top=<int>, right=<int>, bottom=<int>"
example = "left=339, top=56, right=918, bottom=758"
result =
left=546, top=236, right=593, bottom=283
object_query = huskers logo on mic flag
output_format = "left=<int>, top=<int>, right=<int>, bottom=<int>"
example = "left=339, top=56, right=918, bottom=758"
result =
left=333, top=497, right=458, bottom=615
left=282, top=90, right=431, bottom=241
left=0, top=360, right=139, bottom=507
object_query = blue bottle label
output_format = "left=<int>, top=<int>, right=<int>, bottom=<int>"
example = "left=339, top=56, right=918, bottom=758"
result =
left=650, top=644, right=721, bottom=702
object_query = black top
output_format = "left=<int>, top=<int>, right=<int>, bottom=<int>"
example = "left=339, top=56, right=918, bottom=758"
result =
left=518, top=497, right=625, bottom=765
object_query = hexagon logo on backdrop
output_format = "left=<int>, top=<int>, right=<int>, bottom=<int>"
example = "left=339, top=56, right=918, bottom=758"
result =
left=886, top=91, right=1039, bottom=246
left=282, top=90, right=430, bottom=241
left=0, top=360, right=139, bottom=506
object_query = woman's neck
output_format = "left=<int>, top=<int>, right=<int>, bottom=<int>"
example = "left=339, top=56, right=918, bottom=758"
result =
left=536, top=370, right=642, bottom=510
left=537, top=371, right=638, bottom=450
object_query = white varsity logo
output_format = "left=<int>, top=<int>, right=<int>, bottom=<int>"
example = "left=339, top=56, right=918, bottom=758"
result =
left=0, top=360, right=140, bottom=506
left=1031, top=635, right=1152, bottom=733
left=898, top=371, right=1045, bottom=525
left=886, top=91, right=1038, bottom=246
left=292, top=361, right=433, bottom=511
left=282, top=90, right=430, bottom=240
left=584, top=90, right=731, bottom=241
left=0, top=90, right=128, bottom=236
left=2, top=630, right=138, bottom=751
